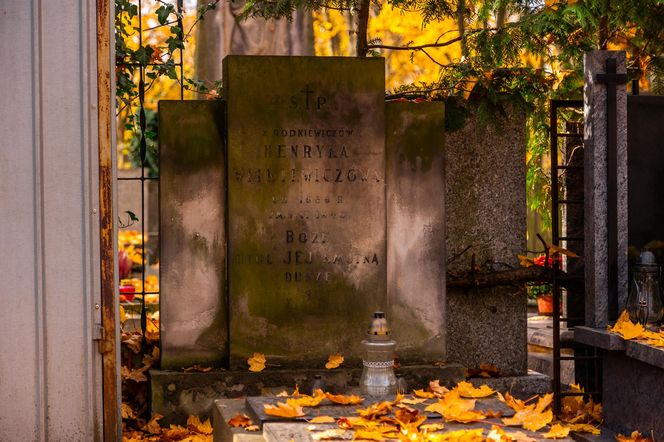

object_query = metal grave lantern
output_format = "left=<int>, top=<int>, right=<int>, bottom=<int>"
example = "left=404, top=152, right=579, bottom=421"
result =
left=626, top=250, right=664, bottom=326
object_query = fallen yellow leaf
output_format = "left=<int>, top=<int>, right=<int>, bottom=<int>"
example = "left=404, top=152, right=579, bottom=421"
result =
left=420, top=423, right=445, bottom=432
left=401, top=397, right=429, bottom=405
left=309, top=415, right=335, bottom=423
left=543, top=423, right=570, bottom=439
left=326, top=392, right=363, bottom=405
left=245, top=425, right=260, bottom=431
left=425, top=390, right=485, bottom=423
left=456, top=381, right=495, bottom=398
left=288, top=394, right=324, bottom=407
left=413, top=389, right=436, bottom=399
left=187, top=415, right=213, bottom=435
left=567, top=423, right=601, bottom=435
left=325, top=353, right=344, bottom=369
left=429, top=380, right=450, bottom=397
left=609, top=311, right=647, bottom=340
left=502, top=393, right=553, bottom=431
left=264, top=401, right=306, bottom=418
left=247, top=352, right=266, bottom=372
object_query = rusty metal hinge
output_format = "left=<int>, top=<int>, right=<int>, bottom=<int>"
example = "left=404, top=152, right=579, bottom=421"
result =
left=93, top=323, right=113, bottom=354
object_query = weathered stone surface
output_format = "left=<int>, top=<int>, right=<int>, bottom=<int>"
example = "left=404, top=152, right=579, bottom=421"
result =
left=386, top=101, right=446, bottom=363
left=574, top=326, right=625, bottom=352
left=445, top=104, right=527, bottom=376
left=151, top=364, right=464, bottom=425
left=159, top=100, right=227, bottom=369
left=213, top=398, right=265, bottom=442
left=223, top=56, right=387, bottom=368
left=602, top=351, right=664, bottom=440
left=583, top=51, right=628, bottom=328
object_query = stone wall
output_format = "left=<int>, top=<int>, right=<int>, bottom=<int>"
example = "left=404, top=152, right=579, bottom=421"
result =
left=445, top=104, right=528, bottom=376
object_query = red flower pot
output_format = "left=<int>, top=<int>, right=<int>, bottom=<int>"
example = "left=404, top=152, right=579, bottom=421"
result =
left=537, top=294, right=555, bottom=316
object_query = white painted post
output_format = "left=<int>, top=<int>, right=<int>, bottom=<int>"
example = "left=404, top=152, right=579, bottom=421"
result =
left=0, top=1, right=110, bottom=440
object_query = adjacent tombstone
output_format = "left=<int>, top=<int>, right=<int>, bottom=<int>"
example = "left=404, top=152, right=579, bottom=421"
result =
left=386, top=101, right=446, bottom=362
left=223, top=56, right=387, bottom=368
left=444, top=104, right=528, bottom=376
left=159, top=101, right=228, bottom=369
left=583, top=51, right=628, bottom=328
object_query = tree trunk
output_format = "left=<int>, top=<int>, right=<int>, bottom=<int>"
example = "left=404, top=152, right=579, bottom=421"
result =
left=355, top=0, right=370, bottom=57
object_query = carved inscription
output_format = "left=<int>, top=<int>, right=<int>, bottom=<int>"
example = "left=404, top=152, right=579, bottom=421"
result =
left=225, top=56, right=386, bottom=364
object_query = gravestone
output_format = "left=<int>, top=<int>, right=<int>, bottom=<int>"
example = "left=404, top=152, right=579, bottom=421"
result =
left=159, top=101, right=228, bottom=369
left=223, top=56, right=387, bottom=368
left=386, top=101, right=446, bottom=362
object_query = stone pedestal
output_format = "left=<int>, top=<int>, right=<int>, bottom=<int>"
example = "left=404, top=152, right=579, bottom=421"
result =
left=444, top=104, right=527, bottom=376
left=583, top=51, right=628, bottom=328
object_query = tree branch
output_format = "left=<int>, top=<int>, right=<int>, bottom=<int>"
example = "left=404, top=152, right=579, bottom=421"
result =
left=447, top=266, right=580, bottom=291
left=367, top=36, right=462, bottom=51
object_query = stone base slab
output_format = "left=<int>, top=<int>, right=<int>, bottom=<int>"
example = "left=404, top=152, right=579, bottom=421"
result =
left=152, top=364, right=465, bottom=425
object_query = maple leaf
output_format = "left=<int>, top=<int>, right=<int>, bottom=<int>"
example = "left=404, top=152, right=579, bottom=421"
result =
left=264, top=401, right=306, bottom=418
left=356, top=401, right=393, bottom=419
left=353, top=429, right=388, bottom=441
left=429, top=380, right=450, bottom=397
left=420, top=423, right=445, bottom=432
left=548, top=244, right=579, bottom=258
left=121, top=332, right=142, bottom=354
left=543, top=423, right=570, bottom=439
left=486, top=425, right=514, bottom=441
left=394, top=405, right=421, bottom=425
left=142, top=413, right=163, bottom=435
left=497, top=391, right=528, bottom=412
left=456, top=381, right=495, bottom=398
left=121, top=365, right=148, bottom=383
left=401, top=397, right=429, bottom=405
left=309, top=416, right=335, bottom=423
left=609, top=311, right=646, bottom=340
left=121, top=403, right=136, bottom=420
left=187, top=415, right=213, bottom=435
left=567, top=423, right=601, bottom=435
left=502, top=393, right=553, bottom=431
left=247, top=352, right=266, bottom=372
left=616, top=431, right=656, bottom=442
left=413, top=389, right=436, bottom=399
left=245, top=425, right=260, bottom=431
left=288, top=394, right=325, bottom=407
left=326, top=392, right=363, bottom=405
left=227, top=413, right=253, bottom=428
left=325, top=353, right=344, bottom=369
left=425, top=390, right=485, bottom=423
left=276, top=390, right=289, bottom=397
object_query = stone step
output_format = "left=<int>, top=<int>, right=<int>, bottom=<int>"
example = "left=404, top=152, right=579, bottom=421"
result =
left=528, top=352, right=574, bottom=386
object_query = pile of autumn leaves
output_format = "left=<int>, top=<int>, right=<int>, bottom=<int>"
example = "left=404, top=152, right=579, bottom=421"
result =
left=229, top=381, right=603, bottom=441
left=608, top=310, right=664, bottom=347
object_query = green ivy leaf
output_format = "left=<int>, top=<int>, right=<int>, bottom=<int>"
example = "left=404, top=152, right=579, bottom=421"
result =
left=156, top=4, right=175, bottom=25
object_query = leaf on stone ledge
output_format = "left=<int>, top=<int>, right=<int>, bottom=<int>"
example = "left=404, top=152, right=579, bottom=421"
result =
left=609, top=311, right=647, bottom=340
left=325, top=353, right=344, bottom=369
left=247, top=352, right=266, bottom=372
left=308, top=416, right=335, bottom=424
left=401, top=397, right=429, bottom=405
left=429, top=380, right=450, bottom=397
left=413, top=389, right=436, bottom=399
left=456, top=381, right=495, bottom=398
left=264, top=401, right=306, bottom=418
left=227, top=412, right=253, bottom=428
left=427, top=428, right=484, bottom=441
left=288, top=393, right=325, bottom=407
left=502, top=393, right=553, bottom=431
left=567, top=423, right=601, bottom=435
left=543, top=423, right=570, bottom=439
left=245, top=425, right=260, bottom=431
left=326, top=392, right=363, bottom=405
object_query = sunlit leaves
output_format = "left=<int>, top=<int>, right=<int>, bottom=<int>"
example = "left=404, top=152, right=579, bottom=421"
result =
left=325, top=353, right=344, bottom=369
left=264, top=401, right=307, bottom=418
left=501, top=393, right=554, bottom=431
left=247, top=352, right=266, bottom=372
left=456, top=381, right=495, bottom=398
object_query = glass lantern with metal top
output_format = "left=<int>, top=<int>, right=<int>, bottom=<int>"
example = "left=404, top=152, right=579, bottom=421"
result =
left=359, top=311, right=397, bottom=398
